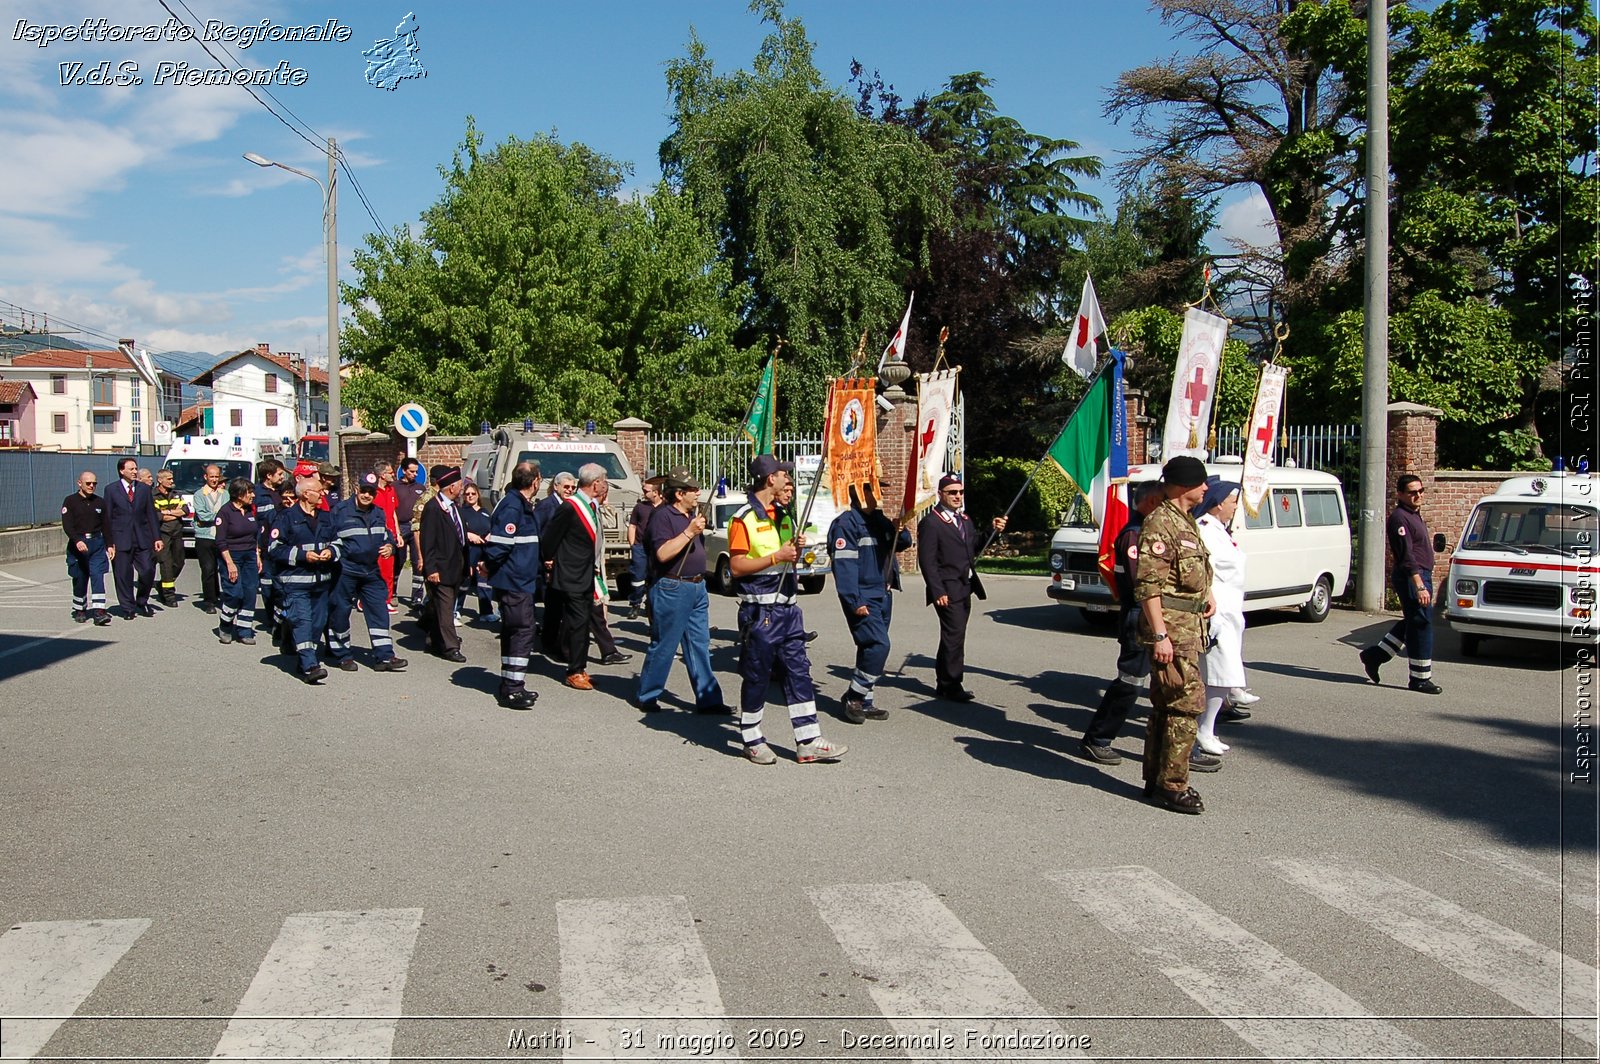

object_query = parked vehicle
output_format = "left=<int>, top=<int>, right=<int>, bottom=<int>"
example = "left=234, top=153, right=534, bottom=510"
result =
left=1047, top=458, right=1351, bottom=624
left=159, top=435, right=260, bottom=550
left=702, top=454, right=837, bottom=595
left=1445, top=473, right=1598, bottom=656
left=297, top=434, right=329, bottom=463
left=460, top=422, right=642, bottom=576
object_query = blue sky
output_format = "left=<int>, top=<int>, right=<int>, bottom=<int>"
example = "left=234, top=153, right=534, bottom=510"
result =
left=0, top=0, right=1274, bottom=369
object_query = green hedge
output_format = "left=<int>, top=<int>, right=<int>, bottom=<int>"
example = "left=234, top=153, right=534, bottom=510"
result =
left=962, top=456, right=1078, bottom=532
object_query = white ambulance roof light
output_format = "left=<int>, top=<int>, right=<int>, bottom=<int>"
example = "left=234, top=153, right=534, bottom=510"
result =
left=183, top=435, right=192, bottom=444
left=234, top=436, right=242, bottom=446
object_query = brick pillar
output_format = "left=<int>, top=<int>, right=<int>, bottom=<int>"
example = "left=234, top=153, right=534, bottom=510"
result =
left=1125, top=387, right=1154, bottom=466
left=339, top=431, right=399, bottom=494
left=613, top=417, right=651, bottom=478
left=873, top=371, right=920, bottom=572
left=1385, top=401, right=1443, bottom=578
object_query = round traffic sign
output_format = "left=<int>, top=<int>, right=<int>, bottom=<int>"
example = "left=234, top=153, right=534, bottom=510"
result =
left=393, top=403, right=430, bottom=439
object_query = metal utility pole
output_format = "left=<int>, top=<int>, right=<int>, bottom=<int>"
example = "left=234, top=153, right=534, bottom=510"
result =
left=325, top=136, right=341, bottom=469
left=1358, top=0, right=1390, bottom=612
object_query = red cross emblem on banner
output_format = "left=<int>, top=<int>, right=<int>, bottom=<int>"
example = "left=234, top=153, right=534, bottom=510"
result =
left=1254, top=415, right=1276, bottom=453
left=1185, top=366, right=1210, bottom=418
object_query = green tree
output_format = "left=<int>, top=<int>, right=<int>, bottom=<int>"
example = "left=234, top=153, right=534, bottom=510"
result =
left=661, top=1, right=951, bottom=431
left=341, top=122, right=757, bottom=434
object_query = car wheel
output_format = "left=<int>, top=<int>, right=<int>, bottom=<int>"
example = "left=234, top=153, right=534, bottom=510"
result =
left=1459, top=632, right=1481, bottom=657
left=715, top=556, right=734, bottom=596
left=799, top=575, right=827, bottom=595
left=1298, top=574, right=1332, bottom=622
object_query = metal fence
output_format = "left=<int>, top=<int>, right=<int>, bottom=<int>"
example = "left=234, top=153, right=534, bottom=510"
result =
left=0, top=451, right=138, bottom=529
left=647, top=435, right=824, bottom=498
left=1212, top=424, right=1361, bottom=476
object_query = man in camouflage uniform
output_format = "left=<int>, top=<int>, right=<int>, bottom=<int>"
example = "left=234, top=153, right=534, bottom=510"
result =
left=1135, top=455, right=1216, bottom=815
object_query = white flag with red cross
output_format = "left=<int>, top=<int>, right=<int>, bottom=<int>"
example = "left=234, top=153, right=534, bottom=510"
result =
left=1062, top=273, right=1106, bottom=380
left=1161, top=306, right=1229, bottom=459
left=1241, top=362, right=1290, bottom=516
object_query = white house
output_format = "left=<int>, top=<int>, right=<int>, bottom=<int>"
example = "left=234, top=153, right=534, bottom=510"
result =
left=190, top=343, right=328, bottom=444
left=0, top=343, right=181, bottom=451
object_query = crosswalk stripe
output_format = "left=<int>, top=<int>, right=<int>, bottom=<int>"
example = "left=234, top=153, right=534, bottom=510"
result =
left=1445, top=847, right=1600, bottom=916
left=808, top=880, right=1089, bottom=1059
left=556, top=896, right=736, bottom=1061
left=1266, top=858, right=1599, bottom=1045
left=210, top=908, right=421, bottom=1061
left=0, top=918, right=150, bottom=1060
left=1046, top=866, right=1430, bottom=1059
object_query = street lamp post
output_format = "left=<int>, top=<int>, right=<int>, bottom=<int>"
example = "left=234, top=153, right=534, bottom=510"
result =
left=243, top=140, right=341, bottom=468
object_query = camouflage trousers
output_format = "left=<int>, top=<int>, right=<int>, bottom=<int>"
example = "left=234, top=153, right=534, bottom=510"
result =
left=1143, top=641, right=1203, bottom=791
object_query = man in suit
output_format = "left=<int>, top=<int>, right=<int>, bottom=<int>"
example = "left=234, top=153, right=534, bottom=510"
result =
left=104, top=456, right=164, bottom=619
left=916, top=473, right=1006, bottom=701
left=418, top=465, right=468, bottom=662
left=539, top=463, right=608, bottom=691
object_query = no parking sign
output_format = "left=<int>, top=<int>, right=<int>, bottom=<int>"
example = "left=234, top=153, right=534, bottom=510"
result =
left=393, top=403, right=430, bottom=439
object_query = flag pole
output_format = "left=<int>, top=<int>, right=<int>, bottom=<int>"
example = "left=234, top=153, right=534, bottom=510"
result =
left=975, top=356, right=1110, bottom=559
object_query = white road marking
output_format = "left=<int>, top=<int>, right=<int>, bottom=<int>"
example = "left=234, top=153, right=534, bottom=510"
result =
left=0, top=918, right=151, bottom=1060
left=1443, top=847, right=1600, bottom=916
left=0, top=636, right=61, bottom=663
left=0, top=569, right=42, bottom=586
left=1047, top=865, right=1430, bottom=1060
left=556, top=895, right=736, bottom=1061
left=210, top=908, right=421, bottom=1061
left=1267, top=858, right=1598, bottom=1045
left=808, top=880, right=1089, bottom=1059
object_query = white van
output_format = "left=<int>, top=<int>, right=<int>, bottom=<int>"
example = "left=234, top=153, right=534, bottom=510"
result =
left=1445, top=473, right=1598, bottom=656
left=160, top=435, right=266, bottom=550
left=1046, top=459, right=1352, bottom=624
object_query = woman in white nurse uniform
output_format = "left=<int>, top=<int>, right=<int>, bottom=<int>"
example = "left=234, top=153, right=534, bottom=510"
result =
left=1194, top=478, right=1247, bottom=755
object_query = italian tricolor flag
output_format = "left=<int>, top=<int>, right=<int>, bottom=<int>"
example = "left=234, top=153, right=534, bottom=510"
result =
left=1046, top=350, right=1130, bottom=594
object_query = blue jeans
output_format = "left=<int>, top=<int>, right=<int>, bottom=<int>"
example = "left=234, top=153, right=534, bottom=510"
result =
left=636, top=577, right=723, bottom=708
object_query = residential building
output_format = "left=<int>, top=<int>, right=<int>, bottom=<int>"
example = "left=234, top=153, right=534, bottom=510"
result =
left=0, top=380, right=38, bottom=447
left=0, top=342, right=180, bottom=451
left=190, top=343, right=328, bottom=444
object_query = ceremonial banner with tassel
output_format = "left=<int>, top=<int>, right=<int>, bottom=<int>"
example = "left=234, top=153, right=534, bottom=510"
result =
left=825, top=378, right=879, bottom=505
left=1241, top=362, right=1290, bottom=517
left=1161, top=307, right=1228, bottom=459
left=903, top=369, right=959, bottom=520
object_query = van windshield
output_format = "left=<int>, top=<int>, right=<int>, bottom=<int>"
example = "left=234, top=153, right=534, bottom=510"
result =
left=1463, top=502, right=1595, bottom=555
left=517, top=449, right=628, bottom=482
left=162, top=459, right=253, bottom=495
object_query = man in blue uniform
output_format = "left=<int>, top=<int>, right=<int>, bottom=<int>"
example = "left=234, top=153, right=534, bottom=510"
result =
left=728, top=454, right=846, bottom=764
left=1360, top=473, right=1442, bottom=693
left=61, top=471, right=113, bottom=625
left=828, top=482, right=912, bottom=723
left=252, top=457, right=288, bottom=631
left=484, top=461, right=543, bottom=709
left=327, top=473, right=407, bottom=672
left=268, top=473, right=342, bottom=683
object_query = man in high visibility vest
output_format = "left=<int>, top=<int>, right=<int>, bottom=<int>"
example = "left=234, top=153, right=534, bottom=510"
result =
left=727, top=454, right=846, bottom=765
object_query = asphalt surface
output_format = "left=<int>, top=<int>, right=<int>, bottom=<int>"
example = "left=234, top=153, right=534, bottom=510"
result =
left=1, top=552, right=1595, bottom=1062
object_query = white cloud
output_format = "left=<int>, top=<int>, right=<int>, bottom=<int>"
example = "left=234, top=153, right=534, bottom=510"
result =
left=1209, top=189, right=1278, bottom=253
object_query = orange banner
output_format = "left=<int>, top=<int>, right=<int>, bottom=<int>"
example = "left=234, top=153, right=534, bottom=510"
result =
left=825, top=377, right=879, bottom=505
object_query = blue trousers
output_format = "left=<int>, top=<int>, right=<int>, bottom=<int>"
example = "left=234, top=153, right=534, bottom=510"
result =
left=66, top=538, right=109, bottom=614
left=839, top=594, right=893, bottom=701
left=496, top=590, right=537, bottom=695
left=737, top=602, right=819, bottom=747
left=328, top=568, right=395, bottom=662
left=1379, top=570, right=1434, bottom=681
left=220, top=553, right=260, bottom=639
left=627, top=544, right=647, bottom=607
left=637, top=577, right=723, bottom=709
left=259, top=556, right=280, bottom=628
left=1083, top=606, right=1147, bottom=746
left=282, top=583, right=331, bottom=673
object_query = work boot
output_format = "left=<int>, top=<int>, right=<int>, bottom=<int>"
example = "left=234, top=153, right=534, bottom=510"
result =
left=71, top=609, right=86, bottom=624
left=841, top=691, right=868, bottom=725
left=1188, top=750, right=1223, bottom=773
left=1359, top=646, right=1384, bottom=684
left=1079, top=740, right=1123, bottom=766
left=1149, top=785, right=1204, bottom=815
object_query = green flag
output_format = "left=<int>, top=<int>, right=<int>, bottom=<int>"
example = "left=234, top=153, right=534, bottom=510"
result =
left=741, top=356, right=776, bottom=453
left=1045, top=364, right=1111, bottom=497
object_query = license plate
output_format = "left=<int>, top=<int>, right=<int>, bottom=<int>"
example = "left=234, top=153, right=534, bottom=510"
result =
left=1060, top=577, right=1075, bottom=591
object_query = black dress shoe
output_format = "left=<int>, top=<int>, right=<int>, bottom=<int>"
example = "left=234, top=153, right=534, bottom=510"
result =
left=694, top=702, right=735, bottom=715
left=938, top=685, right=976, bottom=703
left=636, top=699, right=662, bottom=713
left=804, top=630, right=819, bottom=642
left=136, top=605, right=157, bottom=618
left=499, top=689, right=538, bottom=710
left=440, top=649, right=467, bottom=663
left=1409, top=678, right=1443, bottom=694
left=1219, top=705, right=1252, bottom=722
left=201, top=604, right=217, bottom=615
left=599, top=652, right=632, bottom=666
left=301, top=665, right=328, bottom=684
left=1079, top=741, right=1124, bottom=766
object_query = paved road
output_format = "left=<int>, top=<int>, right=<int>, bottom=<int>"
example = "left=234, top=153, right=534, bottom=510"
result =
left=1, top=553, right=1595, bottom=1061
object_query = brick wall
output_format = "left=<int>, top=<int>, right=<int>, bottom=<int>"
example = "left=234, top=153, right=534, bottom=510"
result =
left=613, top=418, right=651, bottom=478
left=1126, top=388, right=1154, bottom=465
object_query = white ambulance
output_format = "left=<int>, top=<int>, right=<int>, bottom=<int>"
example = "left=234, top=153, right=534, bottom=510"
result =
left=1046, top=458, right=1352, bottom=624
left=159, top=434, right=270, bottom=550
left=1445, top=473, right=1598, bottom=656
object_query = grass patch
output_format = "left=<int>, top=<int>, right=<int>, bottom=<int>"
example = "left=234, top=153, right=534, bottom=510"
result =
left=975, top=552, right=1048, bottom=575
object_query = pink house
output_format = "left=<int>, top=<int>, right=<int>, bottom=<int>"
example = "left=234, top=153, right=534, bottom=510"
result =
left=0, top=379, right=38, bottom=447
